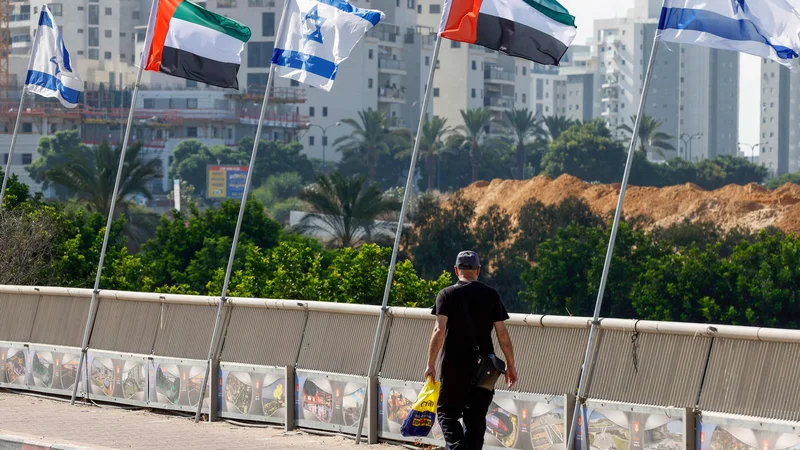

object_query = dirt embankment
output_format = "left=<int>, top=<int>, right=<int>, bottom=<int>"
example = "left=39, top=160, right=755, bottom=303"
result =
left=457, top=175, right=800, bottom=234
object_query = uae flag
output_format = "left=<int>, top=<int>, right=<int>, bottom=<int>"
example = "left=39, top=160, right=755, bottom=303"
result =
left=439, top=0, right=576, bottom=65
left=141, top=0, right=251, bottom=89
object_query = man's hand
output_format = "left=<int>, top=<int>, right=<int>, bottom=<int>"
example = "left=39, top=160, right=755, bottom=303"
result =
left=424, top=365, right=436, bottom=381
left=505, top=365, right=518, bottom=388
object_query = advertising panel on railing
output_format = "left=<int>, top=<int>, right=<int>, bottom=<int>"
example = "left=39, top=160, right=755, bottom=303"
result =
left=218, top=363, right=287, bottom=423
left=27, top=344, right=81, bottom=396
left=698, top=413, right=800, bottom=450
left=575, top=401, right=684, bottom=450
left=0, top=342, right=29, bottom=388
left=84, top=350, right=148, bottom=407
left=149, top=358, right=210, bottom=413
left=206, top=165, right=248, bottom=200
left=378, top=379, right=567, bottom=450
left=296, top=370, right=369, bottom=434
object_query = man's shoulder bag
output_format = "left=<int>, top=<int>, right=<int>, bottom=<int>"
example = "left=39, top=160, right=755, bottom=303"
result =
left=461, top=299, right=506, bottom=391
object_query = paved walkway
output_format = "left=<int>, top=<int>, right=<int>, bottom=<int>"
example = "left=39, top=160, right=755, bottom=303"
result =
left=0, top=391, right=389, bottom=450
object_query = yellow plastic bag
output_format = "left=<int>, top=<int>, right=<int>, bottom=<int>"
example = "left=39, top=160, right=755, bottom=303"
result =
left=401, top=377, right=440, bottom=437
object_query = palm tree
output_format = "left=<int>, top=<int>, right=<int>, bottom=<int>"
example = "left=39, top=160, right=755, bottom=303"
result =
left=457, top=108, right=494, bottom=183
left=296, top=173, right=400, bottom=248
left=42, top=142, right=161, bottom=215
left=41, top=141, right=161, bottom=250
left=397, top=116, right=451, bottom=191
left=334, top=109, right=392, bottom=184
left=542, top=115, right=576, bottom=141
left=617, top=114, right=676, bottom=158
left=503, top=108, right=541, bottom=179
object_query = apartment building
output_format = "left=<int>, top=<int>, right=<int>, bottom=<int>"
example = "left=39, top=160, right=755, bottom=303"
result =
left=529, top=45, right=595, bottom=123
left=758, top=60, right=800, bottom=176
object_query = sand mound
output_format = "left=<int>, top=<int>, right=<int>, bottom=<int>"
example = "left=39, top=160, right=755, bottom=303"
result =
left=457, top=175, right=800, bottom=234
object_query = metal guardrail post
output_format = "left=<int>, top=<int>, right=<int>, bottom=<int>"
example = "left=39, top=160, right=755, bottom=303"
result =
left=368, top=374, right=379, bottom=444
left=683, top=408, right=696, bottom=450
left=564, top=393, right=576, bottom=448
left=285, top=365, right=296, bottom=432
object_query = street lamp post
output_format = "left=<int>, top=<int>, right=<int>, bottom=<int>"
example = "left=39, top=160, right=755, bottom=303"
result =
left=308, top=122, right=341, bottom=172
left=680, top=133, right=703, bottom=161
left=738, top=142, right=764, bottom=165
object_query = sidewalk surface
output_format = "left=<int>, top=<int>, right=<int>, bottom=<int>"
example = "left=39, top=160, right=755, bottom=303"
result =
left=0, top=391, right=388, bottom=450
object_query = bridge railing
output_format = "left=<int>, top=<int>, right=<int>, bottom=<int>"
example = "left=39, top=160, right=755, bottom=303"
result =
left=1, top=285, right=799, bottom=447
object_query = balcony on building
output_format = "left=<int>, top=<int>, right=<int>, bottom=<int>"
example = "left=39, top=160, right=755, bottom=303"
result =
left=378, top=85, right=406, bottom=103
left=485, top=95, right=515, bottom=111
left=378, top=57, right=407, bottom=75
left=484, top=65, right=515, bottom=85
left=366, top=24, right=401, bottom=46
left=387, top=116, right=408, bottom=129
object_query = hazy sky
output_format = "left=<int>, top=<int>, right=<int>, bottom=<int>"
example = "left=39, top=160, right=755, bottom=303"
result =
left=558, top=0, right=761, bottom=153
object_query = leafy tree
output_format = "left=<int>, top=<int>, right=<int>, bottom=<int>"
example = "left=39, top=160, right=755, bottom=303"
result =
left=242, top=137, right=314, bottom=185
left=296, top=173, right=400, bottom=248
left=28, top=130, right=87, bottom=197
left=617, top=114, right=675, bottom=158
left=765, top=171, right=800, bottom=190
left=542, top=115, right=576, bottom=141
left=693, top=155, right=768, bottom=190
left=335, top=109, right=394, bottom=184
left=542, top=119, right=626, bottom=183
left=0, top=168, right=34, bottom=209
left=397, top=116, right=452, bottom=191
left=457, top=108, right=494, bottom=183
left=504, top=108, right=541, bottom=179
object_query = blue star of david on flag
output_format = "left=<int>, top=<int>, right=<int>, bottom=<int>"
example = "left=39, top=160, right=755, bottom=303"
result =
left=302, top=5, right=326, bottom=44
left=732, top=0, right=745, bottom=14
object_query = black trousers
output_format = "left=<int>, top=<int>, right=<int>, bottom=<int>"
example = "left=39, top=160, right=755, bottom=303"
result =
left=437, top=382, right=494, bottom=450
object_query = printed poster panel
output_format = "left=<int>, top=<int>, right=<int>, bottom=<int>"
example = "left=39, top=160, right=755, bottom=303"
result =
left=84, top=350, right=148, bottom=406
left=149, top=358, right=210, bottom=413
left=207, top=165, right=248, bottom=200
left=378, top=380, right=566, bottom=450
left=0, top=342, right=28, bottom=388
left=219, top=363, right=287, bottom=424
left=27, top=345, right=82, bottom=395
left=698, top=415, right=800, bottom=450
left=575, top=402, right=683, bottom=450
left=296, top=370, right=369, bottom=434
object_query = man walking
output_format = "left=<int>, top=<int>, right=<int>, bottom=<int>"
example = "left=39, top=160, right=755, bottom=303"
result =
left=424, top=251, right=517, bottom=450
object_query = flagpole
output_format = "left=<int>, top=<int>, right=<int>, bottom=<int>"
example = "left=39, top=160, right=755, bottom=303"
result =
left=354, top=31, right=443, bottom=445
left=565, top=31, right=664, bottom=450
left=70, top=64, right=145, bottom=405
left=0, top=90, right=27, bottom=209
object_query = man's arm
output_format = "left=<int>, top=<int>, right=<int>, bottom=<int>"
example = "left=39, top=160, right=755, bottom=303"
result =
left=424, top=314, right=448, bottom=380
left=494, top=321, right=518, bottom=388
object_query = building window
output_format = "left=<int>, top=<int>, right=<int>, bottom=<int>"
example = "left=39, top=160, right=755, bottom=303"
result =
left=144, top=99, right=155, bottom=109
left=290, top=79, right=299, bottom=87
left=450, top=40, right=460, bottom=48
left=433, top=87, right=440, bottom=97
left=187, top=98, right=198, bottom=109
left=522, top=93, right=527, bottom=103
left=522, top=67, right=526, bottom=75
left=247, top=41, right=274, bottom=67
left=309, top=136, right=315, bottom=146
left=368, top=78, right=373, bottom=88
left=417, top=4, right=422, bottom=12
left=104, top=51, right=112, bottom=59
left=247, top=73, right=269, bottom=88
left=88, top=28, right=99, bottom=46
left=429, top=4, right=441, bottom=13
left=262, top=12, right=275, bottom=36
left=187, top=127, right=198, bottom=137
left=309, top=107, right=315, bottom=117
left=132, top=10, right=140, bottom=20
left=48, top=3, right=63, bottom=16
left=105, top=29, right=112, bottom=38
left=472, top=60, right=477, bottom=70
left=22, top=123, right=33, bottom=133
left=88, top=5, right=99, bottom=25
left=21, top=154, right=32, bottom=165
left=369, top=49, right=374, bottom=59
left=471, top=88, right=476, bottom=98
left=105, top=7, right=112, bottom=15
left=78, top=28, right=84, bottom=33
left=322, top=107, right=328, bottom=117
left=77, top=50, right=84, bottom=55
left=408, top=0, right=414, bottom=8
left=218, top=0, right=237, bottom=7
left=78, top=5, right=84, bottom=11
left=425, top=56, right=430, bottom=66
left=88, top=49, right=99, bottom=60
left=186, top=80, right=198, bottom=88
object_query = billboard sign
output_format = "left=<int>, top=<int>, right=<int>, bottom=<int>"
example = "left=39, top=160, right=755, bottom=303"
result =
left=207, top=165, right=248, bottom=200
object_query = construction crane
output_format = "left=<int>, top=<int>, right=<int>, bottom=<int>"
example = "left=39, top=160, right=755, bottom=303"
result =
left=0, top=0, right=10, bottom=105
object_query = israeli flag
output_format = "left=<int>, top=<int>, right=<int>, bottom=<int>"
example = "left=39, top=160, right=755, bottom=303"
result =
left=25, top=5, right=82, bottom=108
left=272, top=0, right=385, bottom=91
left=658, top=0, right=800, bottom=67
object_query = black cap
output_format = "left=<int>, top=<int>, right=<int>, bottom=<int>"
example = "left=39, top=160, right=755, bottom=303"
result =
left=455, top=251, right=481, bottom=270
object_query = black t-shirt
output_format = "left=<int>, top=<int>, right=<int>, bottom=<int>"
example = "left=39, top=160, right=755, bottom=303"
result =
left=431, top=280, right=510, bottom=372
